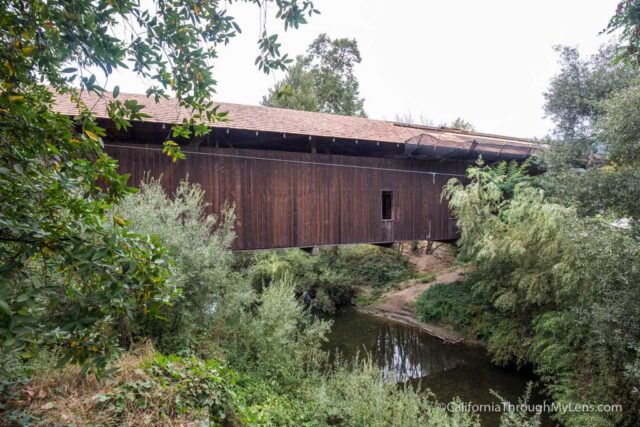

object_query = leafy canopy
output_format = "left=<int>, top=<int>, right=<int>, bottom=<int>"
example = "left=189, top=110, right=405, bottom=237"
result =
left=607, top=0, right=640, bottom=64
left=444, top=162, right=640, bottom=425
left=0, top=0, right=317, bottom=373
left=262, top=33, right=367, bottom=117
left=539, top=43, right=640, bottom=221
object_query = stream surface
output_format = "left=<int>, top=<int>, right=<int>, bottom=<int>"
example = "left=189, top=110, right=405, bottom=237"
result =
left=324, top=310, right=547, bottom=426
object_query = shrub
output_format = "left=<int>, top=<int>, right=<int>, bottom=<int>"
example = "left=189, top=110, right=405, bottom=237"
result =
left=309, top=360, right=481, bottom=427
left=113, top=178, right=248, bottom=353
left=245, top=245, right=415, bottom=312
left=247, top=248, right=316, bottom=293
left=8, top=346, right=247, bottom=426
left=416, top=281, right=474, bottom=331
left=324, top=245, right=414, bottom=291
left=225, top=277, right=331, bottom=388
left=97, top=354, right=245, bottom=425
left=242, top=358, right=485, bottom=427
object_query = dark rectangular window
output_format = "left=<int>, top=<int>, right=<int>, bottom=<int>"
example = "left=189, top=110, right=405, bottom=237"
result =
left=382, top=191, right=393, bottom=220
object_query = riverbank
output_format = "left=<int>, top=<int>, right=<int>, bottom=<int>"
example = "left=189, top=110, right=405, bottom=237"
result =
left=358, top=246, right=481, bottom=345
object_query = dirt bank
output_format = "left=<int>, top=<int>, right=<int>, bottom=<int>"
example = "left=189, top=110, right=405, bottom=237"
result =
left=359, top=245, right=481, bottom=345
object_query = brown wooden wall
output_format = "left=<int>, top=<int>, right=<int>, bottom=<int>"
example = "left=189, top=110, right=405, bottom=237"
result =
left=106, top=144, right=465, bottom=250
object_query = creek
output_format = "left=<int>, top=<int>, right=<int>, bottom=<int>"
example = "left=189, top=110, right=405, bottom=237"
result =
left=324, top=310, right=547, bottom=426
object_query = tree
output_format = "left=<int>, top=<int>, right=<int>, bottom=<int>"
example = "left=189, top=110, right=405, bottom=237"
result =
left=607, top=0, right=640, bottom=64
left=539, top=44, right=640, bottom=220
left=449, top=117, right=475, bottom=132
left=434, top=5, right=640, bottom=425
left=0, top=0, right=317, bottom=373
left=543, top=44, right=636, bottom=148
left=444, top=161, right=640, bottom=425
left=393, top=113, right=476, bottom=131
left=394, top=113, right=437, bottom=127
left=261, top=61, right=319, bottom=112
left=113, top=178, right=242, bottom=353
left=262, top=33, right=366, bottom=117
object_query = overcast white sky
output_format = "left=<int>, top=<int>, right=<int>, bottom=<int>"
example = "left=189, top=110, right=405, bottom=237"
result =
left=111, top=0, right=620, bottom=139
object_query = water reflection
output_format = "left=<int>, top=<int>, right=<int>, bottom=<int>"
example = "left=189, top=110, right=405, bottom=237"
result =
left=324, top=310, right=544, bottom=426
left=325, top=310, right=469, bottom=382
left=371, top=320, right=467, bottom=382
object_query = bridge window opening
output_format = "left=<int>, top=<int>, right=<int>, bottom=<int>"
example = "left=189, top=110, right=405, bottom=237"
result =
left=382, top=191, right=393, bottom=220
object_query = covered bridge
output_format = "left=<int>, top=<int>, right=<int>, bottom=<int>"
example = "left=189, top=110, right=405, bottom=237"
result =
left=54, top=93, right=537, bottom=250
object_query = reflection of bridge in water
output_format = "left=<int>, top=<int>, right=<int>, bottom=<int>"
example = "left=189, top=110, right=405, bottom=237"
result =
left=326, top=310, right=467, bottom=382
left=325, top=309, right=541, bottom=427
left=374, top=321, right=466, bottom=382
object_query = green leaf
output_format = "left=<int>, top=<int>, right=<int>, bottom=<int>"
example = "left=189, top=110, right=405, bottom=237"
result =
left=0, top=299, right=11, bottom=316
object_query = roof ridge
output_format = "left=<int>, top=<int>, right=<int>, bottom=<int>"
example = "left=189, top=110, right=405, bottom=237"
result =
left=392, top=122, right=536, bottom=143
left=52, top=89, right=537, bottom=147
left=210, top=99, right=397, bottom=126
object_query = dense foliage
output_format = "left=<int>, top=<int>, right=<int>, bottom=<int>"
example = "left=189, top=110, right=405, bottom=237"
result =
left=424, top=18, right=640, bottom=424
left=96, top=353, right=246, bottom=425
left=0, top=0, right=316, bottom=374
left=243, top=244, right=415, bottom=312
left=262, top=34, right=367, bottom=116
left=10, top=347, right=497, bottom=427
left=607, top=0, right=640, bottom=64
left=112, top=178, right=242, bottom=353
left=540, top=44, right=640, bottom=221
left=416, top=281, right=474, bottom=332
left=441, top=160, right=640, bottom=426
left=0, top=82, right=177, bottom=374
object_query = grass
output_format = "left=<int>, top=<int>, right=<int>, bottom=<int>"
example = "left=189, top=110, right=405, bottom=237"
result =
left=355, top=293, right=372, bottom=306
left=416, top=280, right=474, bottom=333
left=416, top=272, right=437, bottom=283
left=7, top=343, right=157, bottom=426
left=6, top=343, right=245, bottom=426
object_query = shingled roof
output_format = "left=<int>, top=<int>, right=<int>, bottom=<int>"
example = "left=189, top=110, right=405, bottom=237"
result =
left=53, top=91, right=538, bottom=157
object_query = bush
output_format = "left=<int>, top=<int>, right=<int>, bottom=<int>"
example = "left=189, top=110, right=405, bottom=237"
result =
left=324, top=245, right=415, bottom=291
left=245, top=245, right=415, bottom=312
left=247, top=248, right=316, bottom=293
left=224, top=277, right=331, bottom=388
left=113, top=178, right=249, bottom=353
left=416, top=281, right=474, bottom=331
left=7, top=346, right=247, bottom=426
left=309, top=360, right=481, bottom=427
left=97, top=354, right=245, bottom=425
left=240, top=358, right=485, bottom=427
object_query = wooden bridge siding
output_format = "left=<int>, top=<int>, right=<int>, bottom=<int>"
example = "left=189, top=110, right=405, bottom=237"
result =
left=106, top=144, right=463, bottom=250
